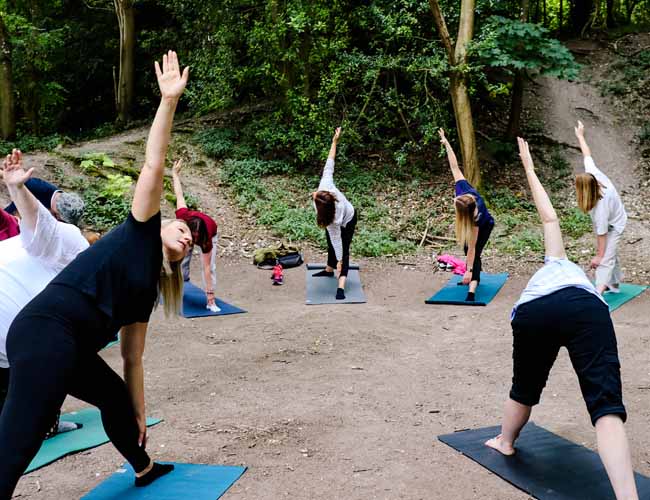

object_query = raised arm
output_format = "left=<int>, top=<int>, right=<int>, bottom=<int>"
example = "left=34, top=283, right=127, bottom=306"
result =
left=131, top=51, right=189, bottom=222
left=171, top=159, right=187, bottom=210
left=574, top=121, right=592, bottom=158
left=439, top=128, right=465, bottom=182
left=518, top=138, right=566, bottom=260
left=1, top=149, right=39, bottom=232
left=327, top=127, right=341, bottom=161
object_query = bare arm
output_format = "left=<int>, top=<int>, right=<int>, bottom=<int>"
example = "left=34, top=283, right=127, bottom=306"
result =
left=171, top=159, right=187, bottom=210
left=439, top=128, right=465, bottom=182
left=131, top=51, right=189, bottom=222
left=574, top=121, right=592, bottom=158
left=327, top=127, right=341, bottom=161
left=2, top=150, right=39, bottom=232
left=121, top=322, right=148, bottom=447
left=518, top=138, right=566, bottom=260
left=200, top=250, right=216, bottom=305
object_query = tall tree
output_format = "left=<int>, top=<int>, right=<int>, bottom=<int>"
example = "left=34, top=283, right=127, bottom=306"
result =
left=505, top=0, right=530, bottom=140
left=429, top=0, right=481, bottom=187
left=114, top=0, right=135, bottom=125
left=0, top=10, right=15, bottom=139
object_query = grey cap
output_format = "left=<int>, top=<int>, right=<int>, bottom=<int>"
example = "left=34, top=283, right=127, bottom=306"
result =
left=55, top=192, right=85, bottom=226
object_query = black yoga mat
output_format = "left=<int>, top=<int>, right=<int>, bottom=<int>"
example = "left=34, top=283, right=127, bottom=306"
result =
left=438, top=423, right=650, bottom=499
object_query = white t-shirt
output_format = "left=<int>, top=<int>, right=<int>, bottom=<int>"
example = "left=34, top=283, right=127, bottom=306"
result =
left=316, top=158, right=355, bottom=261
left=585, top=156, right=627, bottom=235
left=0, top=203, right=88, bottom=368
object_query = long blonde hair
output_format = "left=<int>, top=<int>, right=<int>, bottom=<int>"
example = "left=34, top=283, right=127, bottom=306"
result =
left=158, top=219, right=186, bottom=316
left=454, top=194, right=476, bottom=248
left=575, top=173, right=602, bottom=213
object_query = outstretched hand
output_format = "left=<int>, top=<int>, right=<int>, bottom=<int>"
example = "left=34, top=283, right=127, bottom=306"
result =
left=332, top=127, right=342, bottom=144
left=574, top=120, right=585, bottom=139
left=154, top=50, right=189, bottom=101
left=172, top=159, right=184, bottom=177
left=517, top=137, right=534, bottom=171
left=2, top=149, right=33, bottom=188
left=438, top=128, right=450, bottom=146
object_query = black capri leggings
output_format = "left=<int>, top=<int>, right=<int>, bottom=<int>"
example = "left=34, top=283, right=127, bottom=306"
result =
left=326, top=210, right=358, bottom=278
left=0, top=285, right=150, bottom=498
left=510, top=287, right=626, bottom=426
left=463, top=221, right=493, bottom=283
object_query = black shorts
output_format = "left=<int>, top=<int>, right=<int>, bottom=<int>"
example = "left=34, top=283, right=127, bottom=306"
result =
left=510, top=287, right=626, bottom=426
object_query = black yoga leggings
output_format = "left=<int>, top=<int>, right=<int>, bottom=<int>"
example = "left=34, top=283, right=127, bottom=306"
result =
left=0, top=285, right=150, bottom=498
left=464, top=221, right=494, bottom=283
left=326, top=210, right=358, bottom=278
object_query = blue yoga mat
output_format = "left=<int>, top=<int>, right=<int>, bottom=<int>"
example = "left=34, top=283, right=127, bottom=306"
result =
left=603, top=283, right=648, bottom=312
left=439, top=422, right=650, bottom=499
left=425, top=272, right=509, bottom=306
left=182, top=282, right=246, bottom=318
left=26, top=408, right=161, bottom=474
left=82, top=462, right=247, bottom=499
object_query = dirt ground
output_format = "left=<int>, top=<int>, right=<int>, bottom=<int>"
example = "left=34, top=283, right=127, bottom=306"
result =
left=6, top=39, right=650, bottom=500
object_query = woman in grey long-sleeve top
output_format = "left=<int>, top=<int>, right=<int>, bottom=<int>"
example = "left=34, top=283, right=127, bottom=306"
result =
left=312, top=127, right=357, bottom=300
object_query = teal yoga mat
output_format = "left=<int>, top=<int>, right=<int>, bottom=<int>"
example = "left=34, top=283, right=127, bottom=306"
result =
left=25, top=408, right=162, bottom=474
left=425, top=272, right=509, bottom=306
left=82, top=462, right=247, bottom=499
left=603, top=283, right=648, bottom=312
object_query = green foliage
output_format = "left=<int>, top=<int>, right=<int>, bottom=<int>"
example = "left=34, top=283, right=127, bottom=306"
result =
left=474, top=16, right=580, bottom=79
left=79, top=152, right=115, bottom=171
left=0, top=134, right=66, bottom=154
left=500, top=228, right=544, bottom=255
left=192, top=128, right=238, bottom=159
left=560, top=208, right=592, bottom=238
left=79, top=174, right=132, bottom=231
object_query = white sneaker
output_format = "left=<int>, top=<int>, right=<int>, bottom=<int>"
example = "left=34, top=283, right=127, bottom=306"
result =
left=207, top=303, right=221, bottom=313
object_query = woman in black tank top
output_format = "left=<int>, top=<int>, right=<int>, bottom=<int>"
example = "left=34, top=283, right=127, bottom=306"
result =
left=0, top=51, right=192, bottom=496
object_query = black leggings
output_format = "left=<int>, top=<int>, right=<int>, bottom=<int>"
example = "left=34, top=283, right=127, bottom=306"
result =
left=464, top=221, right=493, bottom=283
left=326, top=210, right=358, bottom=278
left=0, top=286, right=150, bottom=498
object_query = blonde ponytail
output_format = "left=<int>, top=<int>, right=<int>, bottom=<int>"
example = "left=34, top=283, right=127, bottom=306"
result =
left=454, top=194, right=477, bottom=248
left=158, top=256, right=184, bottom=317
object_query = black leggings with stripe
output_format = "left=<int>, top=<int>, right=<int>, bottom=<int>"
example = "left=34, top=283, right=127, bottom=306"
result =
left=0, top=285, right=150, bottom=498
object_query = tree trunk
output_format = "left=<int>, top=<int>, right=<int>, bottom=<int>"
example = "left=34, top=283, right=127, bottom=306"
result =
left=606, top=0, right=616, bottom=27
left=114, top=0, right=135, bottom=125
left=505, top=0, right=530, bottom=140
left=570, top=0, right=593, bottom=33
left=429, top=0, right=480, bottom=187
left=0, top=13, right=15, bottom=140
left=559, top=0, right=564, bottom=34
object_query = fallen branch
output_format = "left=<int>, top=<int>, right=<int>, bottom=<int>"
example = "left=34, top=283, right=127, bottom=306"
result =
left=428, top=235, right=455, bottom=242
left=419, top=218, right=432, bottom=247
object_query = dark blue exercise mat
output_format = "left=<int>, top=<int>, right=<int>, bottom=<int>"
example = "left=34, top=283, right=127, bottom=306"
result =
left=438, top=422, right=650, bottom=499
left=82, top=463, right=247, bottom=500
left=305, top=263, right=366, bottom=305
left=182, top=282, right=246, bottom=318
left=425, top=272, right=508, bottom=306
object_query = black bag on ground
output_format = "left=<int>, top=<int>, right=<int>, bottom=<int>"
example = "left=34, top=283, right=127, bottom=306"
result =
left=253, top=243, right=303, bottom=269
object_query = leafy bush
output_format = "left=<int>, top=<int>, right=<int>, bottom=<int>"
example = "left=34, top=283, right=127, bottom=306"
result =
left=560, top=208, right=592, bottom=238
left=81, top=172, right=133, bottom=231
left=193, top=128, right=238, bottom=159
left=0, top=134, right=66, bottom=154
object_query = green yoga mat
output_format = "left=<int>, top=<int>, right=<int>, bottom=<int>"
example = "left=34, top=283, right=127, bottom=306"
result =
left=603, top=283, right=648, bottom=312
left=425, top=272, right=509, bottom=306
left=25, top=408, right=162, bottom=474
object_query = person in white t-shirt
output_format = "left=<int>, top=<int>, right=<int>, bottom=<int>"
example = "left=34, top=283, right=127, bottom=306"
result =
left=0, top=149, right=89, bottom=434
left=485, top=138, right=637, bottom=500
left=574, top=121, right=627, bottom=295
left=312, top=127, right=357, bottom=300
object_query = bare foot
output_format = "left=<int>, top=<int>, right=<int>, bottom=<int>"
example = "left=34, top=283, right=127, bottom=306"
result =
left=485, top=434, right=515, bottom=456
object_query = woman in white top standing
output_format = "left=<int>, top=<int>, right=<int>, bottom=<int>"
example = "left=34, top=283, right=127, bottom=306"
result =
left=485, top=138, right=637, bottom=500
left=574, top=121, right=627, bottom=295
left=0, top=149, right=89, bottom=425
left=312, top=127, right=357, bottom=300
